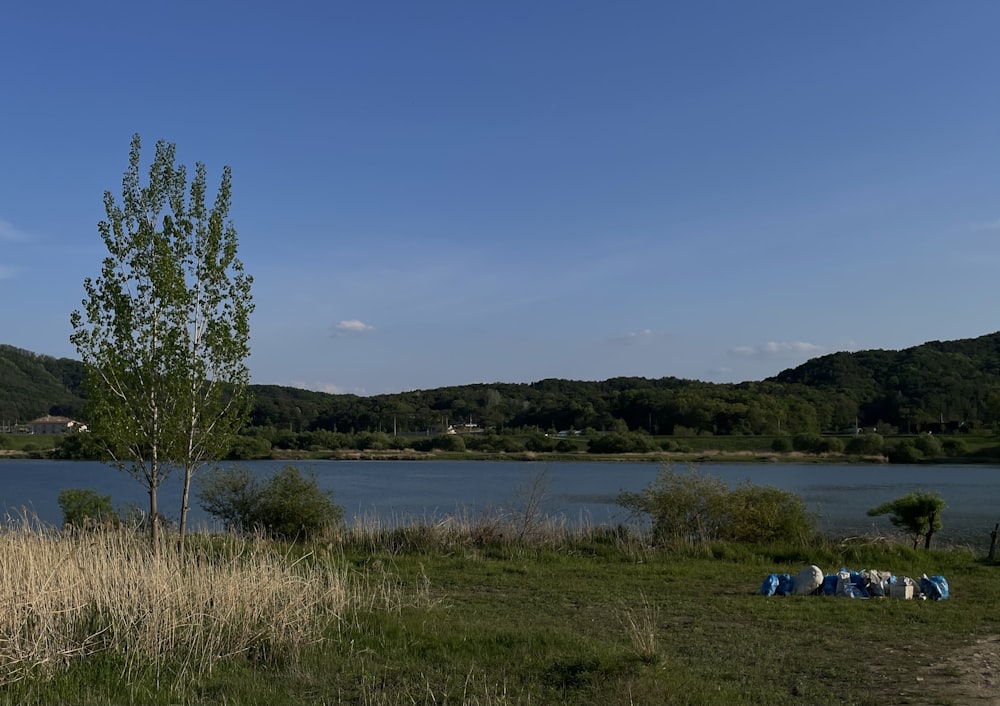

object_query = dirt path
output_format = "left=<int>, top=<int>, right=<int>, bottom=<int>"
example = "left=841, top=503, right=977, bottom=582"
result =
left=894, top=635, right=1000, bottom=704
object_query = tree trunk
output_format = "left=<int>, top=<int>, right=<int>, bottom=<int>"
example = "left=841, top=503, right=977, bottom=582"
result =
left=149, top=483, right=160, bottom=554
left=178, top=465, right=192, bottom=555
left=923, top=512, right=937, bottom=549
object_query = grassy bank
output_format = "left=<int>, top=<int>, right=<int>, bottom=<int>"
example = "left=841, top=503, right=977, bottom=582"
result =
left=1, top=514, right=997, bottom=705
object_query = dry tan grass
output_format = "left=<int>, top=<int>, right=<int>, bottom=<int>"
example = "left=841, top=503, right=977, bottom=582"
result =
left=0, top=517, right=360, bottom=685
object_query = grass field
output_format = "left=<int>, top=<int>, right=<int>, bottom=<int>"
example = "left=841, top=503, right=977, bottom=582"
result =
left=0, top=514, right=996, bottom=705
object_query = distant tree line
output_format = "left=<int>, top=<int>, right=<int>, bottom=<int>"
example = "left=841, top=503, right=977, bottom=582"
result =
left=9, top=332, right=1000, bottom=446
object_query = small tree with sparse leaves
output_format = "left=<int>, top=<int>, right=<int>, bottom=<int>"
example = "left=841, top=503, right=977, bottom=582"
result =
left=867, top=491, right=945, bottom=549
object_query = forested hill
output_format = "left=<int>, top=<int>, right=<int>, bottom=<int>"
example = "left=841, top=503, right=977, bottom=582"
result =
left=0, top=345, right=86, bottom=422
left=769, top=331, right=1000, bottom=428
left=4, top=332, right=1000, bottom=435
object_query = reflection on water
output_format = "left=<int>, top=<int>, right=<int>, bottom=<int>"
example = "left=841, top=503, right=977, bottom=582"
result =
left=0, top=459, right=997, bottom=545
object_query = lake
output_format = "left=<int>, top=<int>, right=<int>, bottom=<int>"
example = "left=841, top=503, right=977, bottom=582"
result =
left=1, top=459, right=998, bottom=546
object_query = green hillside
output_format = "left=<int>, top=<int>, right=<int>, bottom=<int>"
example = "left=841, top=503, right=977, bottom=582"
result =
left=4, top=332, right=1000, bottom=436
left=0, top=345, right=87, bottom=423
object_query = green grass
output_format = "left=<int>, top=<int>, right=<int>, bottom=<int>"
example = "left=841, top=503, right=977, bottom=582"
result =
left=3, top=526, right=996, bottom=705
left=0, top=433, right=62, bottom=455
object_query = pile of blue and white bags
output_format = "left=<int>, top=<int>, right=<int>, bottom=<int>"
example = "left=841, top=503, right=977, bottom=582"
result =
left=760, top=564, right=949, bottom=600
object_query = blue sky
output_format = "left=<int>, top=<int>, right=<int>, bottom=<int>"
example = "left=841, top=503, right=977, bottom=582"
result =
left=3, top=2, right=1000, bottom=395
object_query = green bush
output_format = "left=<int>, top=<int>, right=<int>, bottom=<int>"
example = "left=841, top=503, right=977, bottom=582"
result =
left=196, top=465, right=343, bottom=541
left=227, top=434, right=272, bottom=460
left=588, top=432, right=657, bottom=454
left=941, top=437, right=969, bottom=456
left=57, top=488, right=118, bottom=528
left=844, top=433, right=884, bottom=456
left=617, top=466, right=815, bottom=545
left=913, top=433, right=943, bottom=458
left=770, top=437, right=792, bottom=453
left=792, top=433, right=843, bottom=454
left=554, top=439, right=578, bottom=453
left=525, top=433, right=555, bottom=452
left=791, top=433, right=821, bottom=452
left=887, top=440, right=923, bottom=464
left=255, top=466, right=343, bottom=539
left=413, top=434, right=466, bottom=452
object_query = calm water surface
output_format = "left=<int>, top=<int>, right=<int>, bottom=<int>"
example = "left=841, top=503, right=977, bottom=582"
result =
left=1, top=459, right=998, bottom=545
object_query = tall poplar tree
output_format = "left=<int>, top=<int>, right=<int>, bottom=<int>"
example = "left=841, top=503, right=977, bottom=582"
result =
left=71, top=134, right=253, bottom=551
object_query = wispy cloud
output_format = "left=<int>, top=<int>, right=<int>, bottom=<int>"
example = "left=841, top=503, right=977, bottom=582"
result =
left=0, top=217, right=31, bottom=242
left=0, top=265, right=13, bottom=280
left=333, top=319, right=375, bottom=336
left=290, top=380, right=351, bottom=394
left=608, top=328, right=655, bottom=345
left=730, top=340, right=823, bottom=358
left=969, top=219, right=1000, bottom=232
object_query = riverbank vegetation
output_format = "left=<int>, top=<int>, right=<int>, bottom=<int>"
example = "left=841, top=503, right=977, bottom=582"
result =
left=9, top=332, right=1000, bottom=464
left=1, top=505, right=996, bottom=705
left=8, top=332, right=1000, bottom=468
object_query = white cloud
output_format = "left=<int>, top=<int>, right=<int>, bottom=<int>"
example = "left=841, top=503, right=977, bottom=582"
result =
left=290, top=381, right=345, bottom=394
left=608, top=328, right=655, bottom=344
left=0, top=265, right=13, bottom=280
left=333, top=319, right=374, bottom=335
left=730, top=340, right=823, bottom=357
left=0, top=217, right=30, bottom=241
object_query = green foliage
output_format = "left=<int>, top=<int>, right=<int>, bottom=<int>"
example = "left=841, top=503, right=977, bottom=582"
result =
left=867, top=491, right=945, bottom=549
left=226, top=434, right=272, bottom=460
left=256, top=466, right=343, bottom=539
left=886, top=440, right=923, bottom=464
left=913, top=433, right=943, bottom=458
left=0, top=345, right=87, bottom=421
left=844, top=432, right=884, bottom=456
left=195, top=466, right=260, bottom=531
left=196, top=465, right=342, bottom=540
left=12, top=316, right=1000, bottom=450
left=53, top=432, right=103, bottom=460
left=588, top=432, right=657, bottom=454
left=524, top=433, right=555, bottom=452
left=791, top=433, right=842, bottom=454
left=412, top=434, right=467, bottom=452
left=941, top=437, right=969, bottom=456
left=57, top=488, right=117, bottom=528
left=618, top=466, right=815, bottom=545
left=69, top=134, right=254, bottom=548
left=770, top=436, right=792, bottom=452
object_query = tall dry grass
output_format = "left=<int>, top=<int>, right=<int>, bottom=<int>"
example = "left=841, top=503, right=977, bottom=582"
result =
left=0, top=517, right=357, bottom=686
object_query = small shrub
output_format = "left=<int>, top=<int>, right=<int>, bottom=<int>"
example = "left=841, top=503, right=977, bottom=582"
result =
left=941, top=437, right=968, bottom=456
left=770, top=437, right=792, bottom=453
left=255, top=466, right=343, bottom=539
left=588, top=433, right=656, bottom=454
left=525, top=434, right=555, bottom=452
left=57, top=488, right=118, bottom=529
left=791, top=433, right=823, bottom=453
left=227, top=434, right=272, bottom=460
left=618, top=465, right=815, bottom=545
left=914, top=433, right=943, bottom=458
left=887, top=440, right=923, bottom=464
left=197, top=465, right=343, bottom=541
left=793, top=434, right=843, bottom=454
left=845, top=433, right=884, bottom=456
